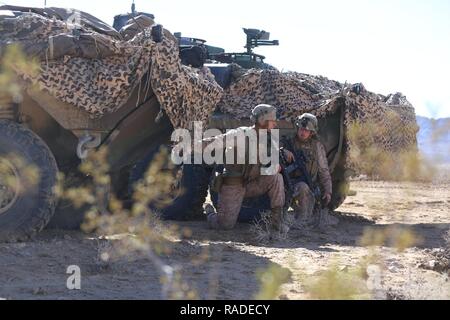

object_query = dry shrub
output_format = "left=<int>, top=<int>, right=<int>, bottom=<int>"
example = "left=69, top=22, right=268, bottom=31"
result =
left=0, top=153, right=40, bottom=198
left=250, top=210, right=291, bottom=243
left=302, top=262, right=369, bottom=300
left=62, top=146, right=198, bottom=299
left=359, top=226, right=422, bottom=252
left=254, top=263, right=291, bottom=300
left=347, top=118, right=436, bottom=182
left=0, top=44, right=39, bottom=102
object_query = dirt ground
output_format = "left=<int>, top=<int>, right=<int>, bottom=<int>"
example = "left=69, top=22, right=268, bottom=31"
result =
left=0, top=180, right=449, bottom=300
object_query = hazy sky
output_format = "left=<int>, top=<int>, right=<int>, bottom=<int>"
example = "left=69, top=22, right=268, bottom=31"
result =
left=4, top=0, right=450, bottom=118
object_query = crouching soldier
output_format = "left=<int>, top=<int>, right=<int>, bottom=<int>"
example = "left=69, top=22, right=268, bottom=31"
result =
left=205, top=104, right=287, bottom=232
left=281, top=113, right=336, bottom=225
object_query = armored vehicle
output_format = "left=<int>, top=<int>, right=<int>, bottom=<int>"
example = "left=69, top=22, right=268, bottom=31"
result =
left=0, top=4, right=417, bottom=241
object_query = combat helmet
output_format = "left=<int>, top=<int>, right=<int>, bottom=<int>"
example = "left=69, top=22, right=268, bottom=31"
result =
left=250, top=104, right=277, bottom=124
left=294, top=113, right=318, bottom=133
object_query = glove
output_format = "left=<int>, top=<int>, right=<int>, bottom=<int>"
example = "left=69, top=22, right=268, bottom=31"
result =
left=322, top=193, right=332, bottom=206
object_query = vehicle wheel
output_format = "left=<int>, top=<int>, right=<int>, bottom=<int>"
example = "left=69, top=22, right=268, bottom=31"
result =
left=165, top=163, right=212, bottom=220
left=0, top=120, right=58, bottom=242
left=47, top=201, right=89, bottom=230
left=129, top=146, right=212, bottom=221
left=46, top=171, right=90, bottom=230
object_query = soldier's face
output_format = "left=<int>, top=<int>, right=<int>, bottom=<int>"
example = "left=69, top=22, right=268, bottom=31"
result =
left=298, top=128, right=312, bottom=141
left=258, top=120, right=277, bottom=131
left=267, top=120, right=278, bottom=131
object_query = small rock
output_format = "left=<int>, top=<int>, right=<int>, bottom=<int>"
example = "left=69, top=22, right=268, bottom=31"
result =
left=339, top=265, right=349, bottom=272
left=388, top=260, right=404, bottom=270
left=388, top=266, right=399, bottom=273
left=428, top=260, right=436, bottom=269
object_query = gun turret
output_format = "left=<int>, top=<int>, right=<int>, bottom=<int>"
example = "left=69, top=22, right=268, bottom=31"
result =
left=243, top=28, right=279, bottom=54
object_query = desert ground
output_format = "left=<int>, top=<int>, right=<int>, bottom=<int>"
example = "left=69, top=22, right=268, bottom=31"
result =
left=0, top=179, right=449, bottom=300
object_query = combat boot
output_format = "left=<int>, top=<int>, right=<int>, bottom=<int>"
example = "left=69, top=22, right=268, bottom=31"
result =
left=313, top=208, right=339, bottom=229
left=270, top=207, right=290, bottom=233
left=204, top=204, right=219, bottom=229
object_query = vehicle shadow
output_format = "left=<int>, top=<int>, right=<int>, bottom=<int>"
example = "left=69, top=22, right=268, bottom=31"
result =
left=170, top=241, right=292, bottom=300
left=0, top=230, right=289, bottom=300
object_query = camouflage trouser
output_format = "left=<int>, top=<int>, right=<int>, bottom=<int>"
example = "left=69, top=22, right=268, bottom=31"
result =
left=292, top=182, right=315, bottom=221
left=209, top=174, right=285, bottom=230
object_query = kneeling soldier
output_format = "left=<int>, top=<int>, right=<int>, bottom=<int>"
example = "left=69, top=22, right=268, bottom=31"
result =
left=281, top=113, right=332, bottom=223
left=206, top=104, right=286, bottom=231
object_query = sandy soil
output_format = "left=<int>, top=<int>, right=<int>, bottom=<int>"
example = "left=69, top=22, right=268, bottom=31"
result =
left=0, top=180, right=449, bottom=300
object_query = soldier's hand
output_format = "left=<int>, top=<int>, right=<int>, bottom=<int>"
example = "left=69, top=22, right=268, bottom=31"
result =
left=277, top=164, right=282, bottom=173
left=284, top=150, right=295, bottom=163
left=323, top=193, right=332, bottom=206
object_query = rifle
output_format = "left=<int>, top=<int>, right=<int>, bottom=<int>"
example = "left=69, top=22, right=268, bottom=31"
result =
left=279, top=139, right=323, bottom=211
left=279, top=150, right=296, bottom=211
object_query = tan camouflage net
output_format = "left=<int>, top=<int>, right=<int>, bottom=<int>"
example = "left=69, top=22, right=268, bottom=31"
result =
left=1, top=6, right=418, bottom=174
left=0, top=8, right=223, bottom=129
left=218, top=67, right=419, bottom=174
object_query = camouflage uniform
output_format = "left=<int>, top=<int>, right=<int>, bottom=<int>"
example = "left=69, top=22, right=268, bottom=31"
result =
left=282, top=114, right=332, bottom=222
left=283, top=137, right=332, bottom=220
left=205, top=105, right=285, bottom=230
left=213, top=164, right=285, bottom=230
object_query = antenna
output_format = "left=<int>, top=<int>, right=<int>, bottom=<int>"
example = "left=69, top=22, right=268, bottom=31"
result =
left=131, top=0, right=136, bottom=15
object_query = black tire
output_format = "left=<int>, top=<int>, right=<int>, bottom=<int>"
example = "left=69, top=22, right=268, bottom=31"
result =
left=48, top=170, right=113, bottom=231
left=0, top=120, right=58, bottom=242
left=47, top=201, right=89, bottom=230
left=129, top=146, right=212, bottom=221
left=46, top=171, right=89, bottom=230
left=164, top=164, right=211, bottom=220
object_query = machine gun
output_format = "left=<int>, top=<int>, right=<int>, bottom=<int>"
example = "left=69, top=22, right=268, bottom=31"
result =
left=243, top=28, right=279, bottom=54
left=209, top=28, right=279, bottom=70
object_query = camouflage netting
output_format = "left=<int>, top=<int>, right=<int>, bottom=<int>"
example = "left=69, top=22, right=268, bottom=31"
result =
left=0, top=6, right=419, bottom=175
left=218, top=66, right=419, bottom=174
left=0, top=6, right=223, bottom=128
